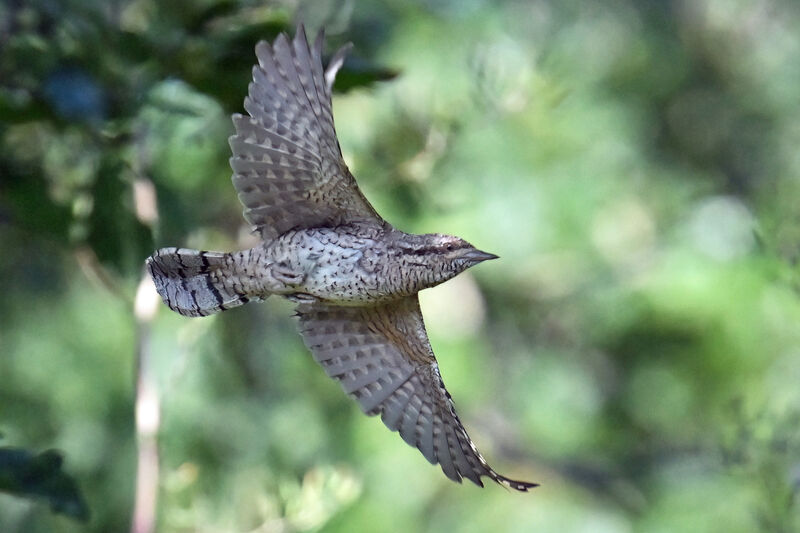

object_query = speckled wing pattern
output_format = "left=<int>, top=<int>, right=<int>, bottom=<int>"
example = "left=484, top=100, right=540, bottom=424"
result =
left=230, top=26, right=383, bottom=241
left=296, top=296, right=536, bottom=491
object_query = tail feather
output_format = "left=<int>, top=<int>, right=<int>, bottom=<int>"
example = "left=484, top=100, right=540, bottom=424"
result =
left=146, top=247, right=256, bottom=317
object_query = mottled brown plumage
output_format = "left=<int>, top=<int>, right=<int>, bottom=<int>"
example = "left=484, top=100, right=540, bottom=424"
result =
left=146, top=26, right=535, bottom=491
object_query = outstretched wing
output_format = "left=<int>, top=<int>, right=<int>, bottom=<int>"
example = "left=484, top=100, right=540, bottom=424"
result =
left=296, top=296, right=536, bottom=491
left=230, top=26, right=384, bottom=241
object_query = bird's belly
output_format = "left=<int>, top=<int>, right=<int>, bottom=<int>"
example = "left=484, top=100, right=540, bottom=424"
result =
left=271, top=229, right=385, bottom=304
left=303, top=258, right=379, bottom=303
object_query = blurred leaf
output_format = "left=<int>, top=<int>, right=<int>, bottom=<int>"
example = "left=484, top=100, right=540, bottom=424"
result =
left=333, top=55, right=399, bottom=93
left=86, top=154, right=153, bottom=275
left=0, top=447, right=89, bottom=522
left=0, top=156, right=71, bottom=241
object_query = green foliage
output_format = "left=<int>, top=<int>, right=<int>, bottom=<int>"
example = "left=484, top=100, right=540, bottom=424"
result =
left=0, top=446, right=89, bottom=522
left=2, top=1, right=800, bottom=532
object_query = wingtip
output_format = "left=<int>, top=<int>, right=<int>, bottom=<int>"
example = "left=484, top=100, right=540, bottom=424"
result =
left=495, top=475, right=539, bottom=492
left=254, top=40, right=273, bottom=64
left=466, top=469, right=537, bottom=492
left=324, top=42, right=353, bottom=91
left=268, top=29, right=294, bottom=61
left=294, top=23, right=309, bottom=47
left=291, top=22, right=327, bottom=50
left=274, top=31, right=290, bottom=49
left=312, top=27, right=326, bottom=61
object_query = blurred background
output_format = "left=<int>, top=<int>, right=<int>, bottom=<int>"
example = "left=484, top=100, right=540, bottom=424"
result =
left=2, top=0, right=800, bottom=531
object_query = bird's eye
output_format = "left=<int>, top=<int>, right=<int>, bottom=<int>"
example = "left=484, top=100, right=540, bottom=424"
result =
left=446, top=244, right=454, bottom=251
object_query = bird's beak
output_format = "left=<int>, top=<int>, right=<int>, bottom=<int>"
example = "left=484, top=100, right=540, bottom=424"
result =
left=464, top=249, right=499, bottom=263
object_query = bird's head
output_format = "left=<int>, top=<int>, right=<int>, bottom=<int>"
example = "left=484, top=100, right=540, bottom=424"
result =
left=399, top=233, right=498, bottom=289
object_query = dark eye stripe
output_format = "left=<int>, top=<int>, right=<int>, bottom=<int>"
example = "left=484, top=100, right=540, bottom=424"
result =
left=402, top=242, right=466, bottom=255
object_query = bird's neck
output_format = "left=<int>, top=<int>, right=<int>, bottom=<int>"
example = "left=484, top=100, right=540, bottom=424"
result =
left=395, top=256, right=452, bottom=293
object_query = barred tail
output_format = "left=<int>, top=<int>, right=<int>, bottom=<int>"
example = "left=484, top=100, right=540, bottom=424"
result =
left=146, top=247, right=257, bottom=317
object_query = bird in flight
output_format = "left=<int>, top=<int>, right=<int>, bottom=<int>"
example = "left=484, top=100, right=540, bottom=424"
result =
left=146, top=25, right=535, bottom=491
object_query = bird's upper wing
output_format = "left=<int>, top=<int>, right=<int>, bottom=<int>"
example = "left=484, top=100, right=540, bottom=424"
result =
left=230, top=26, right=384, bottom=241
left=296, top=295, right=536, bottom=491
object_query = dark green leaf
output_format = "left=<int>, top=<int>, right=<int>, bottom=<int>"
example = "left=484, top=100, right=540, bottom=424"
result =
left=0, top=447, right=90, bottom=522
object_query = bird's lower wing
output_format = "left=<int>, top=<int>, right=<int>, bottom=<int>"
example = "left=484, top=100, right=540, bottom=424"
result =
left=295, top=296, right=536, bottom=491
left=230, top=25, right=383, bottom=240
